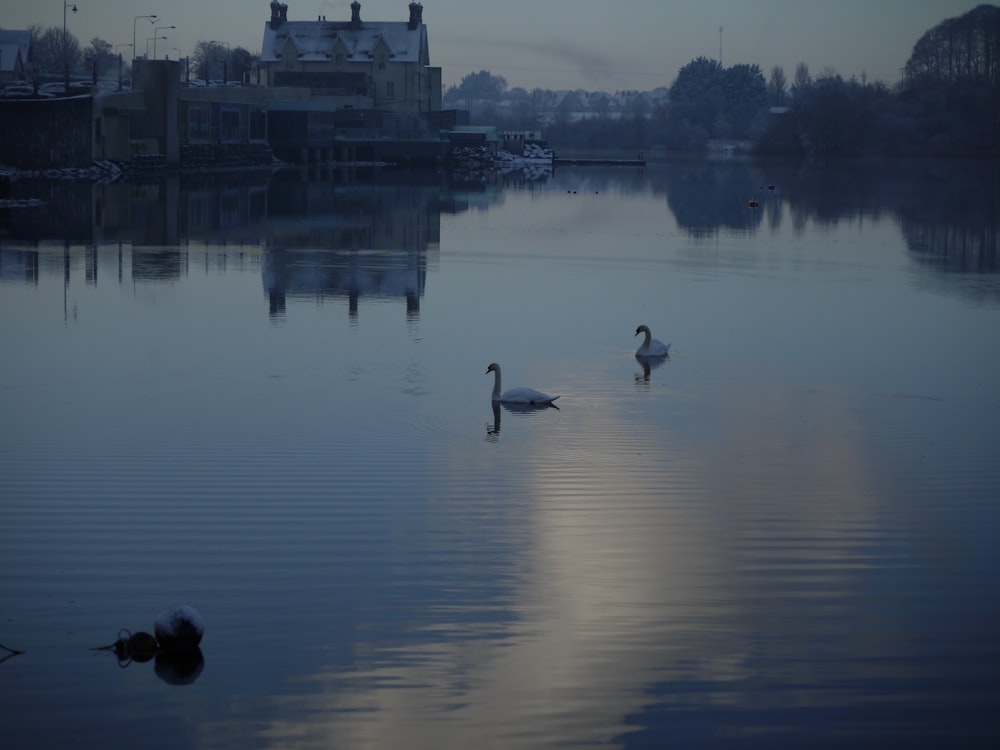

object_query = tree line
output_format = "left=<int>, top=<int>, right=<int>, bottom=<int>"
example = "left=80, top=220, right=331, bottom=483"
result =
left=445, top=5, right=1000, bottom=158
left=23, top=26, right=258, bottom=84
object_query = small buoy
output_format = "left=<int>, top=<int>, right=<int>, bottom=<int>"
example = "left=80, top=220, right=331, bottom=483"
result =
left=154, top=605, right=204, bottom=650
left=767, top=184, right=776, bottom=191
left=126, top=631, right=159, bottom=659
left=747, top=199, right=759, bottom=208
left=112, top=629, right=158, bottom=662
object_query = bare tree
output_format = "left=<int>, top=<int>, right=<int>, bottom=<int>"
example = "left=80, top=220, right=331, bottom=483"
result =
left=767, top=65, right=787, bottom=105
left=793, top=62, right=811, bottom=93
left=192, top=40, right=231, bottom=82
left=83, top=37, right=116, bottom=79
left=904, top=5, right=1000, bottom=86
left=29, top=24, right=81, bottom=78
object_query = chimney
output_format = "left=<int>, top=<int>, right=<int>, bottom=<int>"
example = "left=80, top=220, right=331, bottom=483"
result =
left=269, top=0, right=283, bottom=29
left=351, top=1, right=361, bottom=27
left=280, top=3, right=288, bottom=23
left=408, top=2, right=423, bottom=29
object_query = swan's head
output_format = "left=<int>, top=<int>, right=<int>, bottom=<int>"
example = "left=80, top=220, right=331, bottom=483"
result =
left=486, top=362, right=499, bottom=375
left=635, top=324, right=650, bottom=337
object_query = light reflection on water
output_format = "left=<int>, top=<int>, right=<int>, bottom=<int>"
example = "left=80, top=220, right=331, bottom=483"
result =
left=1, top=159, right=999, bottom=748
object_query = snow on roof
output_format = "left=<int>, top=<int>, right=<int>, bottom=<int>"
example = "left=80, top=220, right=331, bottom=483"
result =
left=261, top=20, right=425, bottom=64
left=0, top=30, right=32, bottom=73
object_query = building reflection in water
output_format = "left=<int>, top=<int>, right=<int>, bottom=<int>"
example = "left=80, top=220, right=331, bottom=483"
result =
left=0, top=169, right=452, bottom=320
left=259, top=174, right=443, bottom=321
left=2, top=160, right=995, bottom=310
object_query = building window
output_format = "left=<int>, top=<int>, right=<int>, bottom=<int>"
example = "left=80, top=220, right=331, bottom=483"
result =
left=386, top=81, right=395, bottom=99
left=377, top=57, right=386, bottom=70
left=188, top=107, right=210, bottom=140
left=274, top=70, right=367, bottom=95
left=249, top=108, right=266, bottom=141
left=220, top=108, right=240, bottom=143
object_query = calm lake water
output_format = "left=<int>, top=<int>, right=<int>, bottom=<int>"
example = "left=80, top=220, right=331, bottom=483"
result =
left=1, top=157, right=999, bottom=749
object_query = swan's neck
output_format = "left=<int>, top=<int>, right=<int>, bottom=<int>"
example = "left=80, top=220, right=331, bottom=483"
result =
left=641, top=329, right=652, bottom=347
left=491, top=367, right=502, bottom=399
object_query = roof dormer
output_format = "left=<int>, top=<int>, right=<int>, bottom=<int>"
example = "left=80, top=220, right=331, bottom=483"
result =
left=332, top=35, right=350, bottom=63
left=372, top=33, right=394, bottom=59
left=279, top=34, right=300, bottom=61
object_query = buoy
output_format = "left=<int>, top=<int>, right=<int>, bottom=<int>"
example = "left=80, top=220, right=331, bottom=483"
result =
left=110, top=629, right=158, bottom=663
left=154, top=605, right=204, bottom=650
left=124, top=631, right=158, bottom=659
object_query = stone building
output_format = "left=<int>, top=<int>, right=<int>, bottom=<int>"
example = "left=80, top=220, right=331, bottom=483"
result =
left=259, top=1, right=441, bottom=114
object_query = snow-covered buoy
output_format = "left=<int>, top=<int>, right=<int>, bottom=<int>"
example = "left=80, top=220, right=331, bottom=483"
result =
left=154, top=605, right=204, bottom=649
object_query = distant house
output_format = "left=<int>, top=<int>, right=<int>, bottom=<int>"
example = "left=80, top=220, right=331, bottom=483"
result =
left=258, top=0, right=441, bottom=114
left=0, top=30, right=32, bottom=84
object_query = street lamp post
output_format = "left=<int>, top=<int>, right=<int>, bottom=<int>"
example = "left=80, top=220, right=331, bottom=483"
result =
left=133, top=14, right=157, bottom=62
left=63, top=1, right=78, bottom=92
left=153, top=25, right=175, bottom=60
left=146, top=36, right=167, bottom=60
left=209, top=40, right=231, bottom=85
left=115, top=43, right=133, bottom=90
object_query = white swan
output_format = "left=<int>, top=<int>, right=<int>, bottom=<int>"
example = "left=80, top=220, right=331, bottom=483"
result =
left=486, top=362, right=559, bottom=405
left=635, top=324, right=671, bottom=357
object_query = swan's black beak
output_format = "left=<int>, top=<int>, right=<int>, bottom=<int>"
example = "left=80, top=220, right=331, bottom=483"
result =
left=634, top=329, right=641, bottom=337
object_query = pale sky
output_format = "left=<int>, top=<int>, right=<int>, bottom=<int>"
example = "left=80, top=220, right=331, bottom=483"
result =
left=2, top=0, right=989, bottom=91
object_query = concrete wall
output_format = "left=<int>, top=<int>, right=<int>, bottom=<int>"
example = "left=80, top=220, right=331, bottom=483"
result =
left=133, top=60, right=181, bottom=167
left=0, top=96, right=93, bottom=168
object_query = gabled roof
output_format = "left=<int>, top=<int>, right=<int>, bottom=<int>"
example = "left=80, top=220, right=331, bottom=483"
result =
left=0, top=30, right=32, bottom=74
left=261, top=20, right=426, bottom=64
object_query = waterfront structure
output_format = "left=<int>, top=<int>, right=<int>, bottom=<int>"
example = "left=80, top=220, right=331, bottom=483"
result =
left=0, top=3, right=451, bottom=169
left=259, top=1, right=441, bottom=114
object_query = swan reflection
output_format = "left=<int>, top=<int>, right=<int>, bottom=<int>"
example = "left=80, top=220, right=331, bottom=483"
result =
left=486, top=401, right=502, bottom=440
left=635, top=352, right=669, bottom=382
left=486, top=399, right=559, bottom=439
